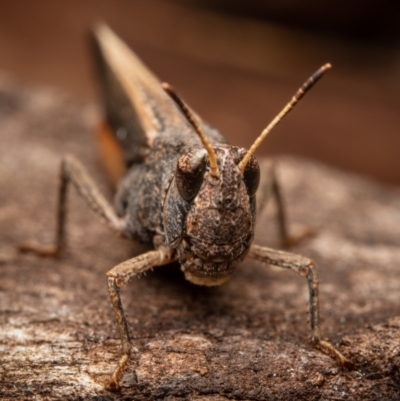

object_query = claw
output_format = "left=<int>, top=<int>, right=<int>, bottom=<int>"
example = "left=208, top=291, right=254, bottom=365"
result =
left=283, top=226, right=315, bottom=248
left=316, top=339, right=353, bottom=368
left=18, top=240, right=60, bottom=258
left=106, top=354, right=129, bottom=391
left=106, top=378, right=121, bottom=392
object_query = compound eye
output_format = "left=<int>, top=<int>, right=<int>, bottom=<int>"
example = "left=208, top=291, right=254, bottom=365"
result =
left=242, top=155, right=260, bottom=197
left=176, top=149, right=207, bottom=201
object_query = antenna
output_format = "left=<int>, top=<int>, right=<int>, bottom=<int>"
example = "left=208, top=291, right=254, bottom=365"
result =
left=238, top=63, right=332, bottom=173
left=162, top=83, right=220, bottom=179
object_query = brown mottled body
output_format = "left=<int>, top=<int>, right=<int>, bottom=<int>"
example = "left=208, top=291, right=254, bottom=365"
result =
left=19, top=24, right=350, bottom=390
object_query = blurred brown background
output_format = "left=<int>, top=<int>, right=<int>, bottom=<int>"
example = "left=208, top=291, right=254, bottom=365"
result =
left=0, top=0, right=399, bottom=184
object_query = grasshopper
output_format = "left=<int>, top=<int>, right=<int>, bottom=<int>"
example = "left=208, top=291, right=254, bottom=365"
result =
left=20, top=24, right=350, bottom=389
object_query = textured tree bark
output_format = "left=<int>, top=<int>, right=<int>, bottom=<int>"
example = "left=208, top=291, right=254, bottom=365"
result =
left=1, top=75, right=400, bottom=400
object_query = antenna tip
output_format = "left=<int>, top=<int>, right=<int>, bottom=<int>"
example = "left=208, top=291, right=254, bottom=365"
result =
left=161, top=82, right=172, bottom=92
left=323, top=63, right=332, bottom=71
left=162, top=82, right=182, bottom=106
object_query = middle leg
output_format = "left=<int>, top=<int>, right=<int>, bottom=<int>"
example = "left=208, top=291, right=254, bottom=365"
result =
left=19, top=154, right=127, bottom=257
left=257, top=159, right=313, bottom=247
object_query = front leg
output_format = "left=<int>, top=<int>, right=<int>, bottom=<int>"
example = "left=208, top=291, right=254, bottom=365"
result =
left=106, top=248, right=176, bottom=390
left=19, top=154, right=127, bottom=257
left=247, top=244, right=351, bottom=366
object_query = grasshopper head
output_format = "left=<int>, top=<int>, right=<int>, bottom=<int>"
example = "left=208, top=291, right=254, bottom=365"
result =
left=162, top=83, right=262, bottom=286
left=164, top=145, right=259, bottom=286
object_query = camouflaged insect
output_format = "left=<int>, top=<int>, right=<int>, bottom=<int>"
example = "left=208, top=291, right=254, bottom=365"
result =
left=20, top=24, right=351, bottom=390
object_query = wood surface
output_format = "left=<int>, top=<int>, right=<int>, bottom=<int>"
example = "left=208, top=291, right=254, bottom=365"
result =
left=1, top=76, right=400, bottom=400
